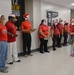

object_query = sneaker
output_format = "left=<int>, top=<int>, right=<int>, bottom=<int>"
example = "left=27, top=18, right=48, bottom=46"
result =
left=16, top=60, right=21, bottom=62
left=5, top=66, right=8, bottom=69
left=63, top=44, right=68, bottom=46
left=65, top=44, right=68, bottom=46
left=58, top=46, right=61, bottom=48
left=53, top=48, right=56, bottom=51
left=0, top=69, right=8, bottom=73
left=44, top=51, right=50, bottom=53
left=40, top=52, right=44, bottom=54
left=8, top=62, right=13, bottom=65
left=24, top=55, right=28, bottom=57
left=28, top=54, right=33, bottom=56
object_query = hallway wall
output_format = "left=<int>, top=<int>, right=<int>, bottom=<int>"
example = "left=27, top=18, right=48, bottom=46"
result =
left=0, top=0, right=11, bottom=21
left=31, top=0, right=71, bottom=50
left=71, top=10, right=74, bottom=19
left=0, top=0, right=71, bottom=53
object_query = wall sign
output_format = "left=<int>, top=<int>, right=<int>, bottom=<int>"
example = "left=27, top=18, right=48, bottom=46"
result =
left=12, top=0, right=20, bottom=17
left=47, top=11, right=58, bottom=26
left=11, top=0, right=25, bottom=30
left=47, top=11, right=58, bottom=18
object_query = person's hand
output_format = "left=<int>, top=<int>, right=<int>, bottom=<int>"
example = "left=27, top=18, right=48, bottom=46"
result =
left=70, top=33, right=73, bottom=35
left=12, top=34, right=18, bottom=37
left=44, top=35, right=47, bottom=38
left=27, top=29, right=31, bottom=33
left=29, top=29, right=32, bottom=33
left=51, top=35, right=54, bottom=38
left=46, top=35, right=49, bottom=38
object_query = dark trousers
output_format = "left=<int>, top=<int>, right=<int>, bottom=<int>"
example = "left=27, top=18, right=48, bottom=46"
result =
left=58, top=34, right=62, bottom=46
left=52, top=35, right=59, bottom=49
left=63, top=32, right=68, bottom=45
left=23, top=33, right=31, bottom=55
left=39, top=38, right=48, bottom=52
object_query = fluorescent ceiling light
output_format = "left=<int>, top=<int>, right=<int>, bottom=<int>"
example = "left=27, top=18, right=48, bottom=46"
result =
left=71, top=3, right=74, bottom=6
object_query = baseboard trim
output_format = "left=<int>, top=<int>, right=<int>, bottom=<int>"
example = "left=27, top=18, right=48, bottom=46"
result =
left=18, top=43, right=64, bottom=56
left=18, top=46, right=52, bottom=56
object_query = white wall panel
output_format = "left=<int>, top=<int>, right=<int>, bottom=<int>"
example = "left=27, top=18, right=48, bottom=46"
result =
left=32, top=0, right=71, bottom=49
left=31, top=0, right=41, bottom=50
left=71, top=10, right=74, bottom=19
left=0, top=0, right=11, bottom=21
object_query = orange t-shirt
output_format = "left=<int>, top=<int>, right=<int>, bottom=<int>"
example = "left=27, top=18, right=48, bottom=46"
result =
left=0, top=24, right=8, bottom=41
left=38, top=25, right=49, bottom=38
left=21, top=21, right=31, bottom=33
left=69, top=24, right=73, bottom=32
left=57, top=23, right=63, bottom=34
left=69, top=23, right=72, bottom=28
left=51, top=26, right=59, bottom=35
left=63, top=25, right=69, bottom=33
left=70, top=26, right=74, bottom=32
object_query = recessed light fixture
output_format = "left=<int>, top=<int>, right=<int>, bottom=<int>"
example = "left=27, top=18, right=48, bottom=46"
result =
left=71, top=3, right=74, bottom=6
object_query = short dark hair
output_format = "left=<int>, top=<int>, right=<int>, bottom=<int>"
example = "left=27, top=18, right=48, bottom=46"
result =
left=64, top=23, right=68, bottom=25
left=8, top=16, right=13, bottom=20
left=40, top=19, right=45, bottom=25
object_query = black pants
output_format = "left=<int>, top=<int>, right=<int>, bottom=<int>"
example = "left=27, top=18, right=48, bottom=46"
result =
left=58, top=34, right=62, bottom=46
left=39, top=38, right=48, bottom=52
left=52, top=35, right=59, bottom=49
left=23, top=33, right=31, bottom=55
left=63, top=32, right=68, bottom=45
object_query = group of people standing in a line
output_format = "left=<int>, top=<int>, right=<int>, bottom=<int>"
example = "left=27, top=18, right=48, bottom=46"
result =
left=0, top=13, right=74, bottom=73
left=38, top=18, right=74, bottom=55
left=38, top=18, right=74, bottom=54
left=0, top=13, right=36, bottom=73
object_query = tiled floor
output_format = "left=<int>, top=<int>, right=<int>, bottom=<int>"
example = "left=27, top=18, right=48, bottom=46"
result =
left=0, top=45, right=74, bottom=75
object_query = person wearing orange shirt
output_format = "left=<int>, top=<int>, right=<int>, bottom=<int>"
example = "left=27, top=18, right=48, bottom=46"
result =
left=38, top=19, right=50, bottom=54
left=63, top=21, right=69, bottom=46
left=57, top=18, right=64, bottom=47
left=0, top=15, right=8, bottom=73
left=50, top=21, right=60, bottom=51
left=69, top=19, right=74, bottom=32
left=21, top=14, right=33, bottom=56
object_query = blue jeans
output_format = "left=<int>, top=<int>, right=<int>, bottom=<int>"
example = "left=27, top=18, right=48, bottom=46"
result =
left=0, top=41, right=8, bottom=70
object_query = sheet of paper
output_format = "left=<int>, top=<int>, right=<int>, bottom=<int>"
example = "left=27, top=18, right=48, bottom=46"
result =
left=44, top=38, right=49, bottom=40
left=30, top=29, right=36, bottom=33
